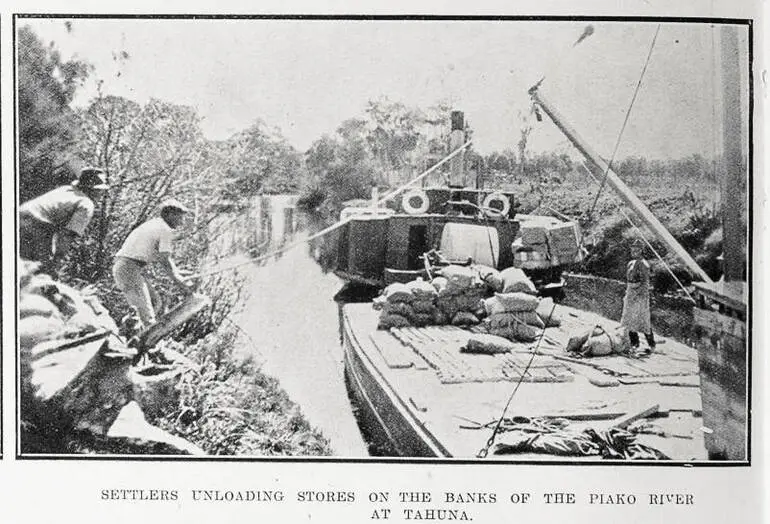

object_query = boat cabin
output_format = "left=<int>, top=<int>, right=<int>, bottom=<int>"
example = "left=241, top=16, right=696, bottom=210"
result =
left=335, top=187, right=519, bottom=287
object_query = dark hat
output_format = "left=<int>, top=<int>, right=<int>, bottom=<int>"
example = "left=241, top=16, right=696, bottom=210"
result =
left=160, top=198, right=190, bottom=213
left=73, top=167, right=109, bottom=190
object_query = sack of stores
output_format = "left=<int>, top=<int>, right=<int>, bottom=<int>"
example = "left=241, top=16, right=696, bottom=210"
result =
left=439, top=265, right=480, bottom=293
left=519, top=224, right=548, bottom=245
left=547, top=222, right=581, bottom=256
left=439, top=223, right=500, bottom=268
left=499, top=267, right=537, bottom=295
left=513, top=244, right=550, bottom=269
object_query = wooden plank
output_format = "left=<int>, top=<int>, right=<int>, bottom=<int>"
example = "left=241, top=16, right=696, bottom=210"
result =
left=659, top=376, right=701, bottom=388
left=29, top=329, right=111, bottom=360
left=693, top=307, right=746, bottom=339
left=139, top=294, right=211, bottom=349
left=693, top=280, right=747, bottom=314
left=30, top=338, right=111, bottom=401
left=369, top=332, right=414, bottom=369
left=612, top=404, right=660, bottom=429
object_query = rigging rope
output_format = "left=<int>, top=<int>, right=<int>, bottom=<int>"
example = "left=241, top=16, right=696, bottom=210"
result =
left=477, top=301, right=557, bottom=458
left=377, top=140, right=473, bottom=204
left=579, top=162, right=696, bottom=303
left=189, top=141, right=473, bottom=279
left=586, top=24, right=661, bottom=219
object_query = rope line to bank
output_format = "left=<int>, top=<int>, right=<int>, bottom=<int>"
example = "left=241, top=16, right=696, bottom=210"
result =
left=191, top=141, right=473, bottom=279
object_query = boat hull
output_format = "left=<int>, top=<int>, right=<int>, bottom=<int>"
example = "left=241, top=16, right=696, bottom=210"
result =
left=341, top=308, right=449, bottom=458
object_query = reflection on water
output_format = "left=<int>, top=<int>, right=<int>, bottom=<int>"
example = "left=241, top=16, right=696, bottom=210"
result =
left=232, top=195, right=369, bottom=457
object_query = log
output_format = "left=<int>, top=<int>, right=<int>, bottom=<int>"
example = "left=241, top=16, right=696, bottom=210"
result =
left=138, top=293, right=211, bottom=349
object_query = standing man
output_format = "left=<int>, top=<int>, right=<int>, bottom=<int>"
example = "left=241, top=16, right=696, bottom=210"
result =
left=19, top=167, right=109, bottom=274
left=112, top=199, right=192, bottom=328
left=620, top=238, right=656, bottom=354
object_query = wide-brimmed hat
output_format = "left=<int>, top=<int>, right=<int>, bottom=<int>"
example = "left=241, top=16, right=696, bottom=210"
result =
left=159, top=198, right=190, bottom=213
left=73, top=167, right=109, bottom=190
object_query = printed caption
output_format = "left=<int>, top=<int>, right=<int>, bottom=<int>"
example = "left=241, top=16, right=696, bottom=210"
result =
left=100, top=489, right=695, bottom=520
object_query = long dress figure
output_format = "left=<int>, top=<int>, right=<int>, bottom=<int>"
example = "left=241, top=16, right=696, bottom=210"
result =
left=620, top=239, right=656, bottom=353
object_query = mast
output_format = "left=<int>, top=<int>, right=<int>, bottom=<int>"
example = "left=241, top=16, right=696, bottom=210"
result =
left=448, top=111, right=466, bottom=187
left=719, top=25, right=745, bottom=282
left=529, top=87, right=713, bottom=283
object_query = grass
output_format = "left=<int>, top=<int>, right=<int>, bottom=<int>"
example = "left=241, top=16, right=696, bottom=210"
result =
left=150, top=330, right=332, bottom=456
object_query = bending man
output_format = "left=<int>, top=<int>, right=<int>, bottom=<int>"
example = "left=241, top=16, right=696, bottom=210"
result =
left=19, top=167, right=109, bottom=274
left=112, top=199, right=192, bottom=327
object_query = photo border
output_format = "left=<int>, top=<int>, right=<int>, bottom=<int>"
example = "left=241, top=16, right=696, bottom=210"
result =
left=12, top=13, right=755, bottom=467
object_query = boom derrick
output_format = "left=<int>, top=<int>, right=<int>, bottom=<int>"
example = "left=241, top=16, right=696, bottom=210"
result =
left=528, top=87, right=713, bottom=283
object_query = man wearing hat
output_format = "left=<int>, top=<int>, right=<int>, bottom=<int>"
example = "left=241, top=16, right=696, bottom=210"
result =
left=19, top=167, right=109, bottom=273
left=112, top=199, right=193, bottom=327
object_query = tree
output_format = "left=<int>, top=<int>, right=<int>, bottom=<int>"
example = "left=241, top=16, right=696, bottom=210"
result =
left=70, top=96, right=210, bottom=279
left=305, top=134, right=380, bottom=205
left=18, top=25, right=91, bottom=201
left=516, top=110, right=534, bottom=176
left=219, top=120, right=305, bottom=199
left=303, top=98, right=458, bottom=210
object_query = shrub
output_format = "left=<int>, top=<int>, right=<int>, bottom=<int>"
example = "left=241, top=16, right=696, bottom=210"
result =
left=152, top=329, right=332, bottom=456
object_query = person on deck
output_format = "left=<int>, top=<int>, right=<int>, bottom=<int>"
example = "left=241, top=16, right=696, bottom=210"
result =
left=112, top=199, right=193, bottom=328
left=19, top=167, right=109, bottom=275
left=620, top=238, right=656, bottom=354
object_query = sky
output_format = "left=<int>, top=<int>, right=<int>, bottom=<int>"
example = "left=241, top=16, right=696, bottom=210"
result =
left=24, top=18, right=750, bottom=158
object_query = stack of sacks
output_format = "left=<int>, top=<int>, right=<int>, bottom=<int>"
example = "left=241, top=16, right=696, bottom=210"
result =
left=19, top=265, right=117, bottom=348
left=434, top=265, right=486, bottom=328
left=374, top=283, right=416, bottom=329
left=406, top=278, right=440, bottom=326
left=374, top=279, right=441, bottom=329
left=482, top=292, right=542, bottom=342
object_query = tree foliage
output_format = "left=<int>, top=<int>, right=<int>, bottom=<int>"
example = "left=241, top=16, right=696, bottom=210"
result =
left=303, top=98, right=457, bottom=209
left=219, top=120, right=305, bottom=202
left=18, top=25, right=91, bottom=201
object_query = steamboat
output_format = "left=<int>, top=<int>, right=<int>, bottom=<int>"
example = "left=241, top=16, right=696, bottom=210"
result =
left=333, top=26, right=748, bottom=461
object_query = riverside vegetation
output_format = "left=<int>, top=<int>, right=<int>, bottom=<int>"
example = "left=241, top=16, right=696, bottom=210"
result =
left=19, top=23, right=735, bottom=454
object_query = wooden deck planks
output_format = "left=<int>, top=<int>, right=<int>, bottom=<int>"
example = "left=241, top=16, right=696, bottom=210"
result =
left=368, top=303, right=699, bottom=385
left=369, top=331, right=415, bottom=369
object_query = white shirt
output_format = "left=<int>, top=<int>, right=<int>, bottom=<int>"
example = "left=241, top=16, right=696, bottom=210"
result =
left=115, top=217, right=177, bottom=263
left=20, top=185, right=95, bottom=235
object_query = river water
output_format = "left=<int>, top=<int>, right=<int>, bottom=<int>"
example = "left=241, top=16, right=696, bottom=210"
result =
left=228, top=196, right=369, bottom=457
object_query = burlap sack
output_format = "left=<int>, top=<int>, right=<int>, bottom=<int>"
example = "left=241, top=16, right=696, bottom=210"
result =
left=500, top=267, right=537, bottom=294
left=535, top=297, right=562, bottom=327
left=493, top=292, right=539, bottom=312
left=463, top=333, right=516, bottom=354
left=406, top=278, right=438, bottom=299
left=383, top=283, right=414, bottom=304
left=452, top=311, right=480, bottom=327
left=377, top=313, right=412, bottom=330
